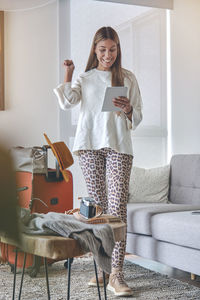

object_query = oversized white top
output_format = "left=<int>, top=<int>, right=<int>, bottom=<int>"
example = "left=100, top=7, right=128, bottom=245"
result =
left=54, top=68, right=142, bottom=156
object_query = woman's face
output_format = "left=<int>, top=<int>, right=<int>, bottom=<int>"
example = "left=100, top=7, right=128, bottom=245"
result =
left=95, top=39, right=118, bottom=71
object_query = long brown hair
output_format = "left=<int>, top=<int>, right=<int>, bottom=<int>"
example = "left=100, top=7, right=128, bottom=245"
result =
left=85, top=26, right=124, bottom=87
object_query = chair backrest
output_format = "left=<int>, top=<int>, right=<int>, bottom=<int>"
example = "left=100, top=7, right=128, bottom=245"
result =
left=169, top=154, right=200, bottom=204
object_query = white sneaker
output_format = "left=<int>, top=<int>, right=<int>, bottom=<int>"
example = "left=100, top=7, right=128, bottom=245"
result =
left=107, top=271, right=133, bottom=297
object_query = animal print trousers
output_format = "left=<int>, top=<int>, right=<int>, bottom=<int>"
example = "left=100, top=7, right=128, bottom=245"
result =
left=78, top=148, right=133, bottom=271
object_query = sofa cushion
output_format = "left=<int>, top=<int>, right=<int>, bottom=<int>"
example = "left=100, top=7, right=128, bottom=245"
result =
left=151, top=211, right=200, bottom=250
left=129, top=165, right=170, bottom=203
left=127, top=203, right=200, bottom=236
left=170, top=155, right=200, bottom=205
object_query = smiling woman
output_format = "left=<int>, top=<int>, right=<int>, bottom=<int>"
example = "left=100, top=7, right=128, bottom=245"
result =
left=0, top=11, right=4, bottom=110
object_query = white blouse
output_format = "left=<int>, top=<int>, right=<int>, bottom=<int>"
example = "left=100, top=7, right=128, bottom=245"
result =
left=53, top=68, right=142, bottom=156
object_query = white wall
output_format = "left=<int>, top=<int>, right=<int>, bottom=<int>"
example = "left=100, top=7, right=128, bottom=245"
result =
left=0, top=1, right=58, bottom=150
left=171, top=0, right=200, bottom=154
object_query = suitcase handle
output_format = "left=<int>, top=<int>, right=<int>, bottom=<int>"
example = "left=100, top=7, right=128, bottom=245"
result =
left=42, top=145, right=63, bottom=182
left=29, top=197, right=48, bottom=210
left=17, top=186, right=29, bottom=192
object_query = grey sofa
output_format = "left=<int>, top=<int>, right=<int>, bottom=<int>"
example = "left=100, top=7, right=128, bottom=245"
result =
left=126, top=154, right=200, bottom=277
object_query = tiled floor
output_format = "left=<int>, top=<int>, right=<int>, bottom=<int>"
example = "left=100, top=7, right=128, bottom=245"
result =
left=125, top=254, right=200, bottom=288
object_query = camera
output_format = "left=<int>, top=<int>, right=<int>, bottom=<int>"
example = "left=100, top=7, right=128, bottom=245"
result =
left=79, top=197, right=96, bottom=219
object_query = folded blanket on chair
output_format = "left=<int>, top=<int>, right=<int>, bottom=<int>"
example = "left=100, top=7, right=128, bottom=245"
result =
left=17, top=207, right=115, bottom=273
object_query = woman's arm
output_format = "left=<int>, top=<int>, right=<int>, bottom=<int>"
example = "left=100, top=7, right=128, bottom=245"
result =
left=127, top=73, right=143, bottom=130
left=111, top=73, right=142, bottom=127
left=53, top=60, right=82, bottom=110
left=64, top=60, right=75, bottom=83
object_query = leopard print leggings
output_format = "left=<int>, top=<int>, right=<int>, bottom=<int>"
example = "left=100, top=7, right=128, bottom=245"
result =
left=78, top=148, right=133, bottom=271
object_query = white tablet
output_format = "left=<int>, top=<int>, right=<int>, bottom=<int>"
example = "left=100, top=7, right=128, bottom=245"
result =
left=101, top=87, right=128, bottom=112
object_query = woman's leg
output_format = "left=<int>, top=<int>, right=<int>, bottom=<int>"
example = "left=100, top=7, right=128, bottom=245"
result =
left=78, top=149, right=108, bottom=214
left=106, top=149, right=133, bottom=270
left=106, top=149, right=133, bottom=296
left=79, top=149, right=109, bottom=286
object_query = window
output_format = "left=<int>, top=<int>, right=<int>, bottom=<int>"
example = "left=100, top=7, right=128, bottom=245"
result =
left=116, top=9, right=167, bottom=138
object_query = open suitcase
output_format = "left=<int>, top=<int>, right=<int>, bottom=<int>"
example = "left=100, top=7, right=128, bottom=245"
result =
left=0, top=137, right=74, bottom=277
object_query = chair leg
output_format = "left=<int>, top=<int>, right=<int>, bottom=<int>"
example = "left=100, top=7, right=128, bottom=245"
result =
left=67, top=257, right=73, bottom=300
left=93, top=259, right=101, bottom=300
left=44, top=258, right=51, bottom=300
left=18, top=252, right=27, bottom=300
left=102, top=271, right=107, bottom=300
left=12, top=248, right=18, bottom=300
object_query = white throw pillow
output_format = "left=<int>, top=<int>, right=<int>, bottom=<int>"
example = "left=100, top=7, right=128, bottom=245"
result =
left=128, top=165, right=170, bottom=203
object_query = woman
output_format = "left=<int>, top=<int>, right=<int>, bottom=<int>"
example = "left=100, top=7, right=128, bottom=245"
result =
left=54, top=26, right=142, bottom=297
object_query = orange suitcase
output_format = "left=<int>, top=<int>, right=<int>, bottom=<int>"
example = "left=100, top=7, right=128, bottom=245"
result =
left=16, top=169, right=73, bottom=213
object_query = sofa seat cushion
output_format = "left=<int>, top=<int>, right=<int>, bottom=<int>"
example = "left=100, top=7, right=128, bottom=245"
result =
left=127, top=203, right=200, bottom=236
left=151, top=211, right=200, bottom=250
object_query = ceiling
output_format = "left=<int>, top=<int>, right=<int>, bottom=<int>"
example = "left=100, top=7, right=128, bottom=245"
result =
left=0, top=0, right=174, bottom=11
left=95, top=0, right=173, bottom=9
left=0, top=0, right=55, bottom=11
